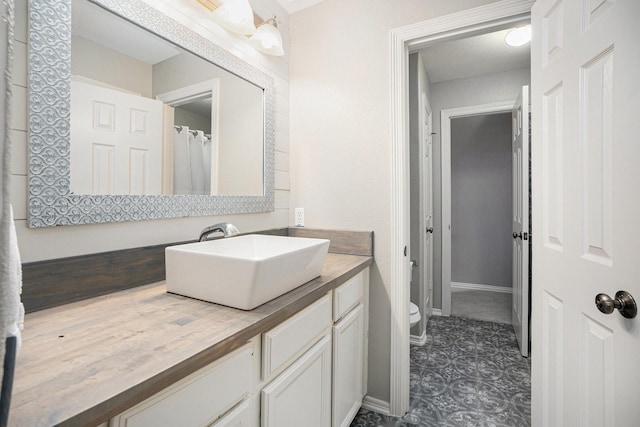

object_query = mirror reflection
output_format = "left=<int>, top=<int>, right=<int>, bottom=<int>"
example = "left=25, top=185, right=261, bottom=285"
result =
left=70, top=0, right=264, bottom=197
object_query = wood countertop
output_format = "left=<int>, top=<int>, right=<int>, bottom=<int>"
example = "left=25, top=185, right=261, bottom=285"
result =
left=9, top=253, right=373, bottom=427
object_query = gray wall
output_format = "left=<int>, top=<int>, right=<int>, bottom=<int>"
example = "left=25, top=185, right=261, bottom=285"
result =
left=174, top=107, right=211, bottom=134
left=451, top=113, right=512, bottom=287
left=430, top=66, right=530, bottom=309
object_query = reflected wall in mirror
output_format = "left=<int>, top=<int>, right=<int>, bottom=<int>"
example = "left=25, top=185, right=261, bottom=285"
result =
left=28, top=0, right=275, bottom=227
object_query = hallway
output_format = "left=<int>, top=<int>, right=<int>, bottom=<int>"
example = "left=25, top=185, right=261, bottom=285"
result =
left=451, top=289, right=512, bottom=325
left=351, top=316, right=531, bottom=426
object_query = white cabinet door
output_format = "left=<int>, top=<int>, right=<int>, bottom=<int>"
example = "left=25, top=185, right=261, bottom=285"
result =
left=261, top=335, right=331, bottom=427
left=332, top=304, right=365, bottom=427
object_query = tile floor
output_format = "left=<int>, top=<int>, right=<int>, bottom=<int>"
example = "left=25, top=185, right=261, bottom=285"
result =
left=350, top=316, right=531, bottom=426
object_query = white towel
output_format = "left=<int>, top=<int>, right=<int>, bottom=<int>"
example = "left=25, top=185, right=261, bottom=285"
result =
left=173, top=126, right=193, bottom=195
left=201, top=136, right=212, bottom=195
left=6, top=205, right=24, bottom=352
left=189, top=130, right=206, bottom=195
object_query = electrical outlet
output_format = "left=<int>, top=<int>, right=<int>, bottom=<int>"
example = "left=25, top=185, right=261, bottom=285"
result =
left=294, top=208, right=304, bottom=227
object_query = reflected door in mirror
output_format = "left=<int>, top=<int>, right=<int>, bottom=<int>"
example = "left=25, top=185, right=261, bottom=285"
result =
left=70, top=78, right=163, bottom=195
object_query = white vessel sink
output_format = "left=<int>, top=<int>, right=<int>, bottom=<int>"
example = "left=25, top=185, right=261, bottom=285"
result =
left=165, top=234, right=330, bottom=310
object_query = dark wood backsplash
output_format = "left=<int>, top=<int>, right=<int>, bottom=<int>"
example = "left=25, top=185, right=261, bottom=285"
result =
left=288, top=228, right=374, bottom=256
left=21, top=227, right=372, bottom=313
left=22, top=241, right=187, bottom=313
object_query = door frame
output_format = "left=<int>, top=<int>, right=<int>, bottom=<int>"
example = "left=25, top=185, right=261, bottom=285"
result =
left=440, top=101, right=514, bottom=316
left=388, top=0, right=534, bottom=416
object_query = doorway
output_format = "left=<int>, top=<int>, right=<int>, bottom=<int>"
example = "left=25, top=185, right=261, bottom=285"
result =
left=409, top=55, right=433, bottom=345
left=439, top=102, right=516, bottom=317
left=448, top=111, right=514, bottom=323
left=389, top=0, right=534, bottom=416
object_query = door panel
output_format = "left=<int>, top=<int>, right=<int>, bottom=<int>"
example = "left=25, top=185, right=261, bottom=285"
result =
left=512, top=86, right=529, bottom=357
left=421, top=93, right=433, bottom=323
left=71, top=79, right=163, bottom=195
left=531, top=0, right=640, bottom=424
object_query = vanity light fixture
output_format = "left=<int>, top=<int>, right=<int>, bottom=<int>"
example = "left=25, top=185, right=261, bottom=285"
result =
left=211, top=0, right=256, bottom=35
left=249, top=17, right=284, bottom=56
left=505, top=25, right=532, bottom=47
left=198, top=0, right=285, bottom=56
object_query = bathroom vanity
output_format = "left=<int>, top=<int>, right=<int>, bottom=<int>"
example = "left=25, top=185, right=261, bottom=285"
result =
left=9, top=251, right=371, bottom=427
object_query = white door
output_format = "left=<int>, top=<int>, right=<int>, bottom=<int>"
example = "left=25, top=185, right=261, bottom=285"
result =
left=531, top=0, right=640, bottom=425
left=70, top=79, right=163, bottom=195
left=512, top=86, right=530, bottom=357
left=421, top=93, right=434, bottom=323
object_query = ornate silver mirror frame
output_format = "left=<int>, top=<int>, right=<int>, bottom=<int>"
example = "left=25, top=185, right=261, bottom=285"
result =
left=27, top=0, right=275, bottom=228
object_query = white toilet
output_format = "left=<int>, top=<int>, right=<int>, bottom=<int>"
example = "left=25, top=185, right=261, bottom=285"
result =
left=409, top=302, right=421, bottom=328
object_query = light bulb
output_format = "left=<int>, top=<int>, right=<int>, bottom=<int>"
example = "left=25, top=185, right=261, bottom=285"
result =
left=505, top=25, right=531, bottom=47
left=212, top=0, right=256, bottom=35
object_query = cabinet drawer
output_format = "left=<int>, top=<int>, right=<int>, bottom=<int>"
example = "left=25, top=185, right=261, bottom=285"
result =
left=332, top=272, right=364, bottom=322
left=262, top=293, right=331, bottom=380
left=110, top=341, right=255, bottom=427
left=208, top=399, right=254, bottom=427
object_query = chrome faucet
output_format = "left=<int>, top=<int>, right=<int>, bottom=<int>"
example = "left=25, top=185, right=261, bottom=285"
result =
left=198, top=223, right=240, bottom=242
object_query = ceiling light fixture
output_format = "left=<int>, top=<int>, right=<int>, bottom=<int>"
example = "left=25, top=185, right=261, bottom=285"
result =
left=249, top=17, right=284, bottom=56
left=505, top=25, right=531, bottom=47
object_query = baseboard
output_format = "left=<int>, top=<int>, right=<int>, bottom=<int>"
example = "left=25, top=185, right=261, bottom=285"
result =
left=451, top=281, right=512, bottom=294
left=410, top=331, right=427, bottom=346
left=432, top=308, right=443, bottom=316
left=361, top=396, right=391, bottom=416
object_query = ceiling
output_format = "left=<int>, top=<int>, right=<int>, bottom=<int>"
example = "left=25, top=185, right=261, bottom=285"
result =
left=77, top=0, right=529, bottom=84
left=417, top=28, right=530, bottom=83
left=72, top=0, right=181, bottom=65
left=274, top=0, right=530, bottom=84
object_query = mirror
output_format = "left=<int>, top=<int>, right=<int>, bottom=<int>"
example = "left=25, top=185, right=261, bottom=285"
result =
left=28, top=0, right=275, bottom=227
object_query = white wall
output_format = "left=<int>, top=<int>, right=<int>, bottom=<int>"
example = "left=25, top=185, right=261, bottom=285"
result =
left=429, top=66, right=530, bottom=309
left=71, top=35, right=153, bottom=97
left=289, top=0, right=500, bottom=407
left=0, top=0, right=8, bottom=223
left=10, top=0, right=291, bottom=263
